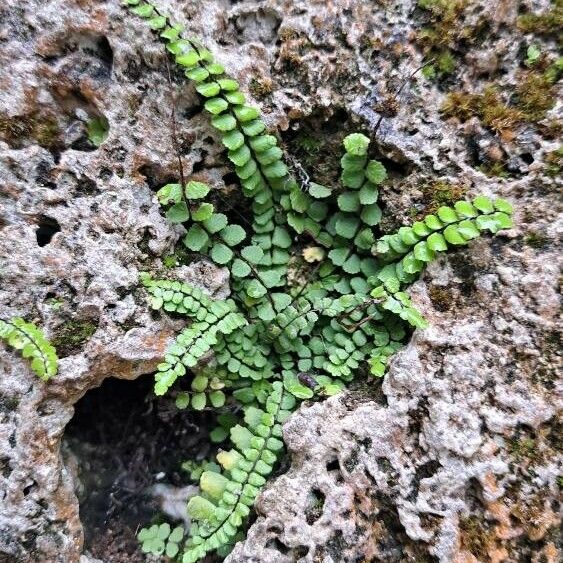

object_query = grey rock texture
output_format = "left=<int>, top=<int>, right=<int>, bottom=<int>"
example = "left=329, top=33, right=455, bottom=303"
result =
left=0, top=0, right=561, bottom=563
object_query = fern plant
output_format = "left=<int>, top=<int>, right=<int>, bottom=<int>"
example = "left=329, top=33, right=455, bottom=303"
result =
left=0, top=318, right=58, bottom=380
left=125, top=2, right=514, bottom=561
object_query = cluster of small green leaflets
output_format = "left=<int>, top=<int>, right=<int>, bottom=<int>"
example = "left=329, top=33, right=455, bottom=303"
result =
left=125, top=2, right=515, bottom=562
left=138, top=523, right=184, bottom=558
left=183, top=381, right=292, bottom=562
left=0, top=318, right=58, bottom=381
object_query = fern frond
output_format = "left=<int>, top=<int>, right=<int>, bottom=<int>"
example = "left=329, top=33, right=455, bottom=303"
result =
left=0, top=318, right=58, bottom=381
left=183, top=381, right=293, bottom=562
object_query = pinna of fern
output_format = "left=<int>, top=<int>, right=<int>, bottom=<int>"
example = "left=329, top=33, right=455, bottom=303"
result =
left=0, top=317, right=58, bottom=381
left=126, top=1, right=514, bottom=561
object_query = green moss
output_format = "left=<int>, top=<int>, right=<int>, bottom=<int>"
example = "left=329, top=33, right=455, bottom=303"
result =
left=459, top=515, right=496, bottom=559
left=524, top=231, right=549, bottom=248
left=544, top=146, right=563, bottom=177
left=517, top=1, right=563, bottom=36
left=441, top=86, right=524, bottom=134
left=0, top=112, right=61, bottom=150
left=428, top=285, right=453, bottom=311
left=516, top=72, right=557, bottom=122
left=248, top=77, right=274, bottom=98
left=51, top=319, right=98, bottom=356
left=507, top=436, right=538, bottom=462
left=478, top=161, right=510, bottom=178
left=421, top=180, right=467, bottom=212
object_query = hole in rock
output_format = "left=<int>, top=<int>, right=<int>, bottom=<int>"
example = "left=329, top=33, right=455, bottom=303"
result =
left=305, top=488, right=326, bottom=524
left=63, top=375, right=215, bottom=561
left=265, top=537, right=291, bottom=555
left=35, top=216, right=61, bottom=246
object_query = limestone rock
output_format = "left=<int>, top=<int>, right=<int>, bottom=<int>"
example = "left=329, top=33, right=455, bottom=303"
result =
left=0, top=0, right=560, bottom=562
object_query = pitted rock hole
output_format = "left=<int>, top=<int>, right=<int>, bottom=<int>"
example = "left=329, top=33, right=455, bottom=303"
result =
left=35, top=216, right=61, bottom=247
left=63, top=375, right=214, bottom=561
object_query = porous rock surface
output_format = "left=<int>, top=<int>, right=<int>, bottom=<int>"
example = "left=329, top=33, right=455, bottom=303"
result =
left=0, top=0, right=560, bottom=562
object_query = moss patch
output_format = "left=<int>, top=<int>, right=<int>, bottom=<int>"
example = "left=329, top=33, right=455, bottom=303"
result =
left=51, top=319, right=98, bottom=357
left=459, top=515, right=497, bottom=559
left=517, top=2, right=563, bottom=37
left=543, top=146, right=563, bottom=177
left=442, top=66, right=559, bottom=135
left=421, top=180, right=467, bottom=213
left=0, top=112, right=61, bottom=151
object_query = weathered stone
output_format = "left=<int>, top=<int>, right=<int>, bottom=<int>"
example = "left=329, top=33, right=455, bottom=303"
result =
left=0, top=0, right=560, bottom=562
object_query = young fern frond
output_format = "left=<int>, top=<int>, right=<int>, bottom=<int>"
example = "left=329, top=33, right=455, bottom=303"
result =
left=0, top=318, right=58, bottom=381
left=125, top=3, right=516, bottom=561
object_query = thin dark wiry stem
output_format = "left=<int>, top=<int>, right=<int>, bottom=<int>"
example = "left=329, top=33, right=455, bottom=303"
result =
left=164, top=53, right=186, bottom=187
left=372, top=58, right=436, bottom=137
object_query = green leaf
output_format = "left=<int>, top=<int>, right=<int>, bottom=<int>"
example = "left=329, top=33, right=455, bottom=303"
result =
left=263, top=161, right=288, bottom=179
left=360, top=203, right=382, bottom=226
left=203, top=213, right=228, bottom=233
left=185, top=181, right=210, bottom=199
left=166, top=202, right=189, bottom=224
left=211, top=113, right=237, bottom=131
left=186, top=67, right=209, bottom=81
left=222, top=130, right=245, bottom=150
left=272, top=227, right=292, bottom=249
left=176, top=51, right=200, bottom=67
left=196, top=82, right=221, bottom=97
left=341, top=169, right=364, bottom=189
left=472, top=195, right=494, bottom=213
left=206, top=63, right=225, bottom=75
left=192, top=202, right=214, bottom=221
left=454, top=200, right=478, bottom=218
left=241, top=245, right=264, bottom=264
left=148, top=15, right=167, bottom=30
left=183, top=224, right=209, bottom=251
left=365, top=160, right=387, bottom=184
left=250, top=135, right=277, bottom=152
left=443, top=224, right=466, bottom=245
left=343, top=133, right=370, bottom=156
left=156, top=183, right=182, bottom=205
left=229, top=145, right=252, bottom=167
left=131, top=3, right=154, bottom=17
left=204, top=97, right=229, bottom=114
left=413, top=241, right=435, bottom=262
left=424, top=214, right=443, bottom=230
left=218, top=78, right=239, bottom=91
left=493, top=198, right=513, bottom=214
left=225, top=90, right=245, bottom=104
left=175, top=393, right=190, bottom=409
left=234, top=106, right=259, bottom=122
left=256, top=147, right=283, bottom=166
left=86, top=116, right=109, bottom=147
left=437, top=206, right=458, bottom=224
left=457, top=219, right=480, bottom=240
left=308, top=183, right=331, bottom=198
left=335, top=215, right=360, bottom=238
left=328, top=247, right=348, bottom=266
left=359, top=182, right=379, bottom=204
left=427, top=232, right=448, bottom=251
left=191, top=393, right=207, bottom=410
left=231, top=258, right=251, bottom=278
left=241, top=119, right=266, bottom=136
left=211, top=243, right=234, bottom=264
left=340, top=153, right=366, bottom=171
left=246, top=279, right=267, bottom=298
left=220, top=224, right=246, bottom=246
left=337, top=192, right=360, bottom=212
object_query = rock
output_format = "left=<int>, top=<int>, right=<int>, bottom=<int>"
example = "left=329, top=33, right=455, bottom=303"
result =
left=0, top=0, right=560, bottom=562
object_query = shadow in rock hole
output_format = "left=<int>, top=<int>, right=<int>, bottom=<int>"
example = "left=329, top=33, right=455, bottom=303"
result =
left=63, top=374, right=214, bottom=561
